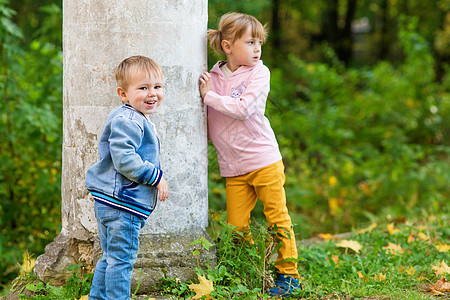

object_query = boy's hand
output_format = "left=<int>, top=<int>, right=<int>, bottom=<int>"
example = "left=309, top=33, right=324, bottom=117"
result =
left=156, top=177, right=169, bottom=201
left=199, top=71, right=211, bottom=99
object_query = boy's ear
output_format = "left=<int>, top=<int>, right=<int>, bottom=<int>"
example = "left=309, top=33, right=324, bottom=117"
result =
left=221, top=40, right=232, bottom=54
left=117, top=87, right=128, bottom=103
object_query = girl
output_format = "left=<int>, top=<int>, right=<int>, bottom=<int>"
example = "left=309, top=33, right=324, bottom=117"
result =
left=199, top=12, right=301, bottom=297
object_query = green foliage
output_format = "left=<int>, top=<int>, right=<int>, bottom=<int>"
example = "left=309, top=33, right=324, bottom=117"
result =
left=265, top=17, right=449, bottom=238
left=158, top=218, right=279, bottom=299
left=207, top=221, right=273, bottom=295
left=0, top=0, right=62, bottom=286
left=8, top=264, right=92, bottom=300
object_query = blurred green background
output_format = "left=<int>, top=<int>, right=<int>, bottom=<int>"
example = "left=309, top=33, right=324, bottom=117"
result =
left=1, top=0, right=448, bottom=292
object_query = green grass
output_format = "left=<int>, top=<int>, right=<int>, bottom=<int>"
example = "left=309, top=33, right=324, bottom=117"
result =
left=2, top=213, right=448, bottom=299
left=293, top=215, right=449, bottom=299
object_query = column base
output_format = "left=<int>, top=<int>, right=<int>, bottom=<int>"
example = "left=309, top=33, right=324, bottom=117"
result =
left=33, top=228, right=216, bottom=293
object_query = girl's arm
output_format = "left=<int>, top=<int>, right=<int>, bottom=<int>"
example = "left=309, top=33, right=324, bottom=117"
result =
left=204, top=66, right=270, bottom=120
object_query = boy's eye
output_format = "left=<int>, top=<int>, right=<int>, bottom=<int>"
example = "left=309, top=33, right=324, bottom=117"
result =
left=155, top=85, right=162, bottom=89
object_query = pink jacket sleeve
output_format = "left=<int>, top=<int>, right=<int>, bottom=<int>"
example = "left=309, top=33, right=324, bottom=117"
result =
left=204, top=66, right=270, bottom=120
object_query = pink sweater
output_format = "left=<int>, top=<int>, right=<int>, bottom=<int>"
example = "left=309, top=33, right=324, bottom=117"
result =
left=204, top=60, right=282, bottom=177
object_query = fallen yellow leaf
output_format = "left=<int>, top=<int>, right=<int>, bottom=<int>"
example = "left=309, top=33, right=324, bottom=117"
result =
left=331, top=255, right=340, bottom=265
left=357, top=223, right=377, bottom=234
left=358, top=271, right=368, bottom=281
left=435, top=243, right=450, bottom=253
left=432, top=260, right=450, bottom=277
left=383, top=242, right=404, bottom=255
left=188, top=274, right=214, bottom=300
left=406, top=266, right=416, bottom=275
left=373, top=273, right=387, bottom=281
left=79, top=296, right=89, bottom=300
left=407, top=232, right=415, bottom=243
left=336, top=239, right=362, bottom=253
left=21, top=252, right=36, bottom=274
left=418, top=232, right=429, bottom=241
left=427, top=277, right=450, bottom=295
left=418, top=276, right=428, bottom=281
left=387, top=223, right=400, bottom=235
left=318, top=233, right=333, bottom=241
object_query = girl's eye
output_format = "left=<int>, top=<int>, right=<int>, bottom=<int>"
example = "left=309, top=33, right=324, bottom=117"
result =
left=140, top=87, right=147, bottom=90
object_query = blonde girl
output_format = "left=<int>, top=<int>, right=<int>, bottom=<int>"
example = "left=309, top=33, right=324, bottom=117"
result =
left=199, top=12, right=301, bottom=297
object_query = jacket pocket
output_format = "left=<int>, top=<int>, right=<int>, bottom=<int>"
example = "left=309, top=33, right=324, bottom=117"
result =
left=118, top=180, right=156, bottom=211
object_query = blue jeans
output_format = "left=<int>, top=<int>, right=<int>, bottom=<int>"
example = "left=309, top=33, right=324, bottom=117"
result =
left=89, top=201, right=146, bottom=300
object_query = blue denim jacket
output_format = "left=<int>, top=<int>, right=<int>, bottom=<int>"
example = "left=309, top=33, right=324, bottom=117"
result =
left=85, top=105, right=162, bottom=219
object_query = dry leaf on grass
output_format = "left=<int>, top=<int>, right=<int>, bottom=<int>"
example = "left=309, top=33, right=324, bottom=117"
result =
left=418, top=232, right=429, bottom=241
left=357, top=223, right=377, bottom=234
left=373, top=273, right=387, bottom=281
left=427, top=277, right=450, bottom=295
left=387, top=223, right=400, bottom=235
left=21, top=252, right=36, bottom=274
left=318, top=233, right=333, bottom=241
left=358, top=271, right=369, bottom=281
left=336, top=239, right=362, bottom=253
left=432, top=260, right=450, bottom=277
left=383, top=242, right=404, bottom=255
left=435, top=243, right=450, bottom=253
left=406, top=266, right=416, bottom=275
left=331, top=254, right=340, bottom=265
left=188, top=274, right=214, bottom=299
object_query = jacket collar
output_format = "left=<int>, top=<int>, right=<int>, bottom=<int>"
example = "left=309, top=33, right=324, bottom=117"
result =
left=123, top=104, right=149, bottom=120
left=210, top=60, right=263, bottom=77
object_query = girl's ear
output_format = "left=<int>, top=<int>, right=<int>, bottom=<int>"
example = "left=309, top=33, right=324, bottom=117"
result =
left=117, top=87, right=128, bottom=103
left=221, top=40, right=232, bottom=54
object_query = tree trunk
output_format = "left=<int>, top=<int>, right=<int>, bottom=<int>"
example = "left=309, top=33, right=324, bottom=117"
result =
left=338, top=0, right=357, bottom=64
left=271, top=0, right=282, bottom=59
left=379, top=0, right=389, bottom=60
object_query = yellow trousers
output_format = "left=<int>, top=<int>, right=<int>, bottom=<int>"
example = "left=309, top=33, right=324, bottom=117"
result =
left=225, top=160, right=299, bottom=278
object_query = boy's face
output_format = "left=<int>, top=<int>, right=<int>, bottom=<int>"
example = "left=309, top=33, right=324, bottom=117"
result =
left=117, top=70, right=163, bottom=117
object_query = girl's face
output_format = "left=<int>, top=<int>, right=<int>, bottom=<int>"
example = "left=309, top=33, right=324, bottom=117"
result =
left=117, top=70, right=164, bottom=118
left=225, top=26, right=262, bottom=72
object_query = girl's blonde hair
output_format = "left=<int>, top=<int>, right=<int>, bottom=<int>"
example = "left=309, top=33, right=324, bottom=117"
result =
left=115, top=55, right=163, bottom=90
left=207, top=12, right=268, bottom=55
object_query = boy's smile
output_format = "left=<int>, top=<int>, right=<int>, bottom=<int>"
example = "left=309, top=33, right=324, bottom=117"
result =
left=117, top=70, right=163, bottom=117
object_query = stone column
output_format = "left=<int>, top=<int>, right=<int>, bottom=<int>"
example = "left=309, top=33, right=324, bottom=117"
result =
left=34, top=0, right=212, bottom=292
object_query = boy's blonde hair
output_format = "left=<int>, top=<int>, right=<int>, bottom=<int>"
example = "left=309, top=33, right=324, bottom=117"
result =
left=207, top=12, right=268, bottom=55
left=115, top=55, right=163, bottom=90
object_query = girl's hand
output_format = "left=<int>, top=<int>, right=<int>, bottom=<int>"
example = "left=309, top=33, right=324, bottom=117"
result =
left=156, top=177, right=169, bottom=201
left=199, top=71, right=211, bottom=99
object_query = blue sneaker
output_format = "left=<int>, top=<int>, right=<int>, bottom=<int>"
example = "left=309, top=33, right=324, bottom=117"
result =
left=269, top=274, right=301, bottom=298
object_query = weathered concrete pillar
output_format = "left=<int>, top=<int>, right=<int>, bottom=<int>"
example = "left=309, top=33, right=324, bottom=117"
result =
left=34, top=0, right=212, bottom=292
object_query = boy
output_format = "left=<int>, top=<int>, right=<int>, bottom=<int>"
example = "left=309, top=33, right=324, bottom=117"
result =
left=86, top=55, right=169, bottom=300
